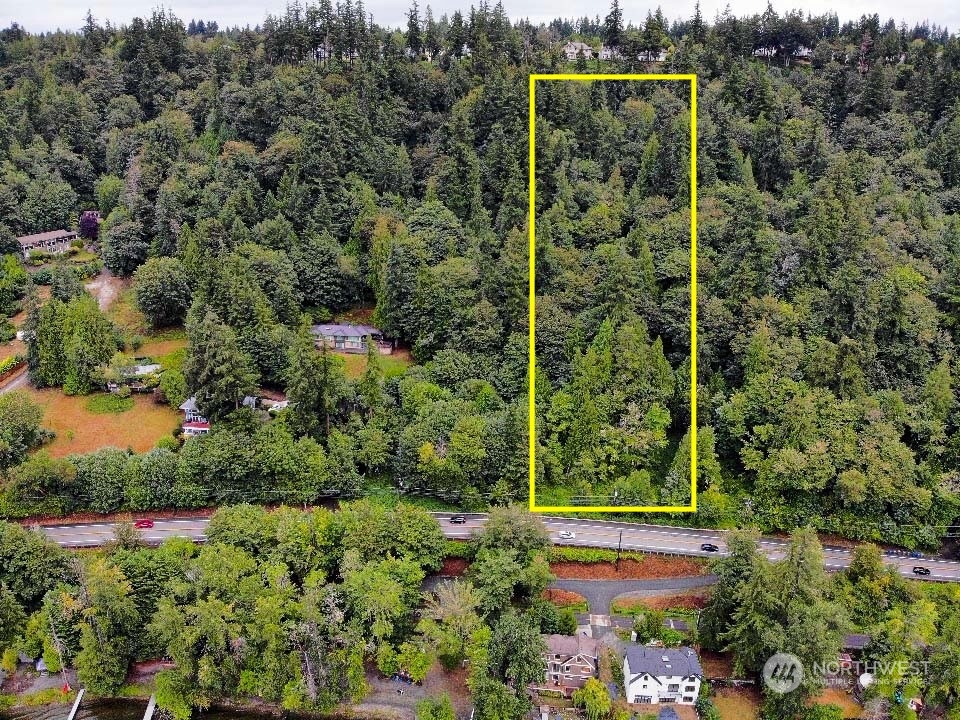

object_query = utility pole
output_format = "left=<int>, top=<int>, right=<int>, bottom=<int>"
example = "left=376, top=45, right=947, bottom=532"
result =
left=616, top=529, right=623, bottom=570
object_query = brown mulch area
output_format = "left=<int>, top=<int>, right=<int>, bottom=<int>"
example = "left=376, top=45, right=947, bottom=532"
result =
left=614, top=592, right=710, bottom=613
left=128, top=659, right=175, bottom=681
left=440, top=558, right=469, bottom=576
left=700, top=650, right=736, bottom=679
left=550, top=556, right=705, bottom=580
left=542, top=588, right=587, bottom=607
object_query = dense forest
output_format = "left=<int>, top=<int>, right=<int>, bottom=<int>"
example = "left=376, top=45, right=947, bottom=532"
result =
left=0, top=0, right=960, bottom=550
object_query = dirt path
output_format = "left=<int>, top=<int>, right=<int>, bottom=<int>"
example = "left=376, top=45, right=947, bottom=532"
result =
left=84, top=268, right=123, bottom=312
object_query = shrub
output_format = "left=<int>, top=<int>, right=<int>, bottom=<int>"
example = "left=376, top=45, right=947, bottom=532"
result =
left=444, top=539, right=474, bottom=559
left=32, top=268, right=52, bottom=284
left=0, top=320, right=14, bottom=342
left=0, top=355, right=23, bottom=375
left=86, top=393, right=135, bottom=414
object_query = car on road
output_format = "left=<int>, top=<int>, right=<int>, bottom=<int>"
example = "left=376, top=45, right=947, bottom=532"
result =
left=558, top=530, right=576, bottom=540
left=133, top=519, right=154, bottom=529
left=700, top=543, right=720, bottom=552
left=448, top=515, right=466, bottom=524
left=913, top=566, right=931, bottom=576
left=908, top=551, right=923, bottom=559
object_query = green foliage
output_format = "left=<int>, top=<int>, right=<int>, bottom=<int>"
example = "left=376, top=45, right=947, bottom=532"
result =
left=0, top=391, right=45, bottom=470
left=184, top=307, right=259, bottom=422
left=85, top=393, right=135, bottom=414
left=134, top=257, right=192, bottom=328
left=572, top=678, right=612, bottom=720
left=0, top=254, right=29, bottom=317
left=416, top=694, right=456, bottom=720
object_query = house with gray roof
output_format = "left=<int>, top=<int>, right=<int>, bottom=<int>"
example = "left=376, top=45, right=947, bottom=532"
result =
left=623, top=645, right=702, bottom=706
left=17, top=228, right=78, bottom=260
left=311, top=323, right=393, bottom=354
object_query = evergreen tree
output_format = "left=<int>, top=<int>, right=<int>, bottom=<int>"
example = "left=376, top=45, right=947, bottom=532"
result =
left=184, top=308, right=259, bottom=421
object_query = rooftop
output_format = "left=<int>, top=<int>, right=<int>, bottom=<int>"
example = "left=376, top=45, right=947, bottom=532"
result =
left=624, top=645, right=703, bottom=678
left=543, top=633, right=600, bottom=658
left=843, top=633, right=871, bottom=650
left=312, top=323, right=382, bottom=337
left=17, top=229, right=78, bottom=245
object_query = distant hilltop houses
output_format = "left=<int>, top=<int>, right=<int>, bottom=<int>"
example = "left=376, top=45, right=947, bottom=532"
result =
left=561, top=39, right=814, bottom=64
left=561, top=40, right=667, bottom=63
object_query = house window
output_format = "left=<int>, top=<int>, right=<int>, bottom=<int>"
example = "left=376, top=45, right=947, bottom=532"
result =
left=563, top=666, right=570, bottom=672
left=667, top=684, right=680, bottom=692
left=662, top=697, right=676, bottom=703
left=554, top=654, right=561, bottom=659
left=633, top=696, right=652, bottom=704
left=682, top=697, right=694, bottom=703
left=685, top=685, right=696, bottom=692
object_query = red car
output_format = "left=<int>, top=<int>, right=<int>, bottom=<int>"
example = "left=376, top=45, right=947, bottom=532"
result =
left=133, top=519, right=154, bottom=529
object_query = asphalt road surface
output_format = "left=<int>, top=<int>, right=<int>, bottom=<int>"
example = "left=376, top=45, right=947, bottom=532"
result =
left=34, top=512, right=960, bottom=583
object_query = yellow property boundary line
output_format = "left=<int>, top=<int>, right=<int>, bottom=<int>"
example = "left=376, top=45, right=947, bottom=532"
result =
left=527, top=73, right=698, bottom=513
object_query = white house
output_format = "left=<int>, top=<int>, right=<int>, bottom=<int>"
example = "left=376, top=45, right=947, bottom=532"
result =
left=623, top=645, right=702, bottom=705
left=562, top=41, right=594, bottom=60
left=599, top=44, right=620, bottom=60
left=179, top=396, right=210, bottom=437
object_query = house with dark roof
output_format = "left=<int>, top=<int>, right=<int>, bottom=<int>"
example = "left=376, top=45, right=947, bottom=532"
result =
left=311, top=323, right=393, bottom=354
left=531, top=634, right=600, bottom=698
left=17, top=229, right=78, bottom=260
left=623, top=645, right=702, bottom=706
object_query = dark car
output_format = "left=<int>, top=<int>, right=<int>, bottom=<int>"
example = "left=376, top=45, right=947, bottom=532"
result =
left=448, top=515, right=467, bottom=524
left=912, top=566, right=931, bottom=576
left=908, top=551, right=923, bottom=559
left=700, top=543, right=720, bottom=552
left=133, top=519, right=154, bottom=529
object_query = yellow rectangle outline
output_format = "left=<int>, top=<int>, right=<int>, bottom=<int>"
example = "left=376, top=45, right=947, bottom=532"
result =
left=527, top=73, right=698, bottom=513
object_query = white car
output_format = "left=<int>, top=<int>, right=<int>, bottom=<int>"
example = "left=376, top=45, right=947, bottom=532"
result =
left=558, top=530, right=576, bottom=540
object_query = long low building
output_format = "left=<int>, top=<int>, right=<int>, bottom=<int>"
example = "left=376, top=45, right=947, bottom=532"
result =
left=311, top=322, right=394, bottom=354
left=17, top=229, right=78, bottom=259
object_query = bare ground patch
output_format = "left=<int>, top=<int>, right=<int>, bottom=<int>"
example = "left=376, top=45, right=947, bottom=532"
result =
left=550, top=555, right=705, bottom=580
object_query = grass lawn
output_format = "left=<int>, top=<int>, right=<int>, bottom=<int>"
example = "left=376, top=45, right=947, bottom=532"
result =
left=712, top=686, right=761, bottom=720
left=138, top=336, right=187, bottom=370
left=340, top=348, right=413, bottom=379
left=26, top=388, right=180, bottom=457
left=812, top=688, right=863, bottom=718
left=107, top=286, right=147, bottom=333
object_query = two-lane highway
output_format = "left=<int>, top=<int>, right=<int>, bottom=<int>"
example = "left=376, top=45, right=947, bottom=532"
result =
left=33, top=512, right=960, bottom=583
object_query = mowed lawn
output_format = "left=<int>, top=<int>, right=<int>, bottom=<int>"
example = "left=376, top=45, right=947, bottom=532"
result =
left=25, top=388, right=180, bottom=457
left=712, top=686, right=761, bottom=720
left=339, top=348, right=413, bottom=379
